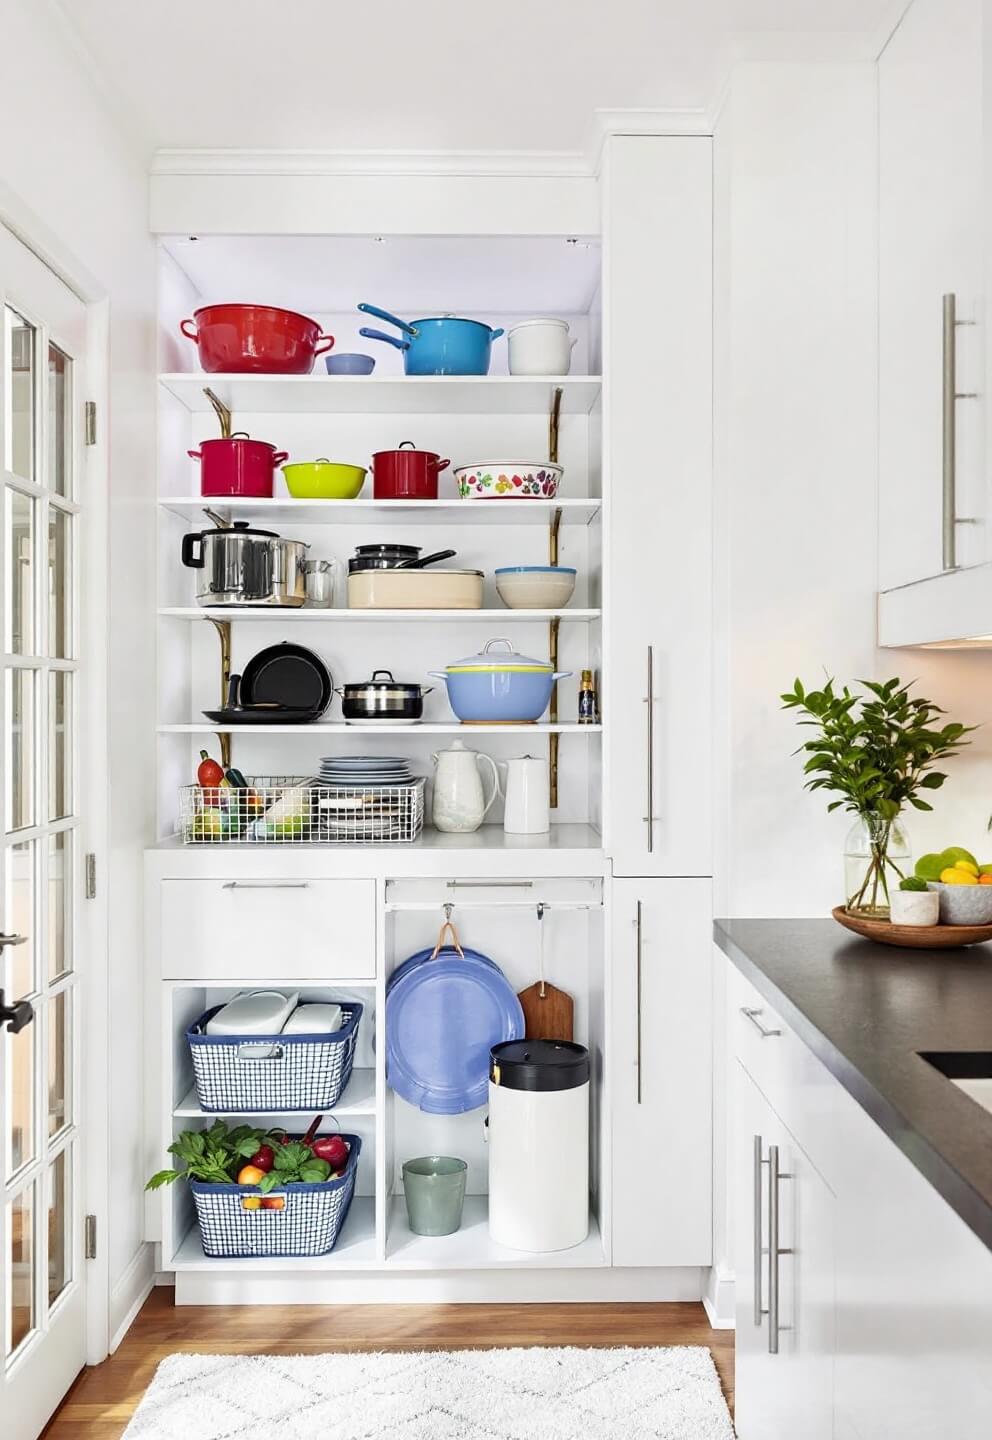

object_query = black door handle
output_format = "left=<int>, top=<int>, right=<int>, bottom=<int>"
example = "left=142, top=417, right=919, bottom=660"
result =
left=0, top=989, right=34, bottom=1035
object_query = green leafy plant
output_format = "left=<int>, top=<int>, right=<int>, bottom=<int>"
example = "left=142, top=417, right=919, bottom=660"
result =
left=899, top=875, right=929, bottom=892
left=145, top=1120, right=283, bottom=1190
left=258, top=1142, right=331, bottom=1193
left=781, top=676, right=973, bottom=913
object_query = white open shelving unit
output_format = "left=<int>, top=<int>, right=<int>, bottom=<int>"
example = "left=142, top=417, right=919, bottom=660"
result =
left=150, top=232, right=611, bottom=1295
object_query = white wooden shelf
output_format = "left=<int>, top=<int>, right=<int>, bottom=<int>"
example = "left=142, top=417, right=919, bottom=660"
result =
left=159, top=373, right=602, bottom=416
left=170, top=1196, right=378, bottom=1270
left=158, top=496, right=601, bottom=526
left=386, top=1196, right=605, bottom=1269
left=159, top=722, right=603, bottom=735
left=173, top=1068, right=376, bottom=1119
left=159, top=606, right=601, bottom=623
left=151, top=822, right=604, bottom=858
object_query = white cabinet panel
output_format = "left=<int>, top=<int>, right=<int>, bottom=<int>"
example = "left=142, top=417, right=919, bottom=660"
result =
left=879, top=0, right=986, bottom=598
left=603, top=136, right=712, bottom=875
left=610, top=878, right=712, bottom=1266
left=159, top=877, right=376, bottom=979
left=734, top=1061, right=835, bottom=1440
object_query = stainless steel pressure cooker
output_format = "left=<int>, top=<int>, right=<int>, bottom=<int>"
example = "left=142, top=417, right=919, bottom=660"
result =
left=181, top=521, right=309, bottom=607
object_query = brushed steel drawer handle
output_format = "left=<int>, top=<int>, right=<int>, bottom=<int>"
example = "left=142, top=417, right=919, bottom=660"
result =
left=221, top=882, right=310, bottom=891
left=741, top=1006, right=781, bottom=1039
left=767, top=1144, right=793, bottom=1355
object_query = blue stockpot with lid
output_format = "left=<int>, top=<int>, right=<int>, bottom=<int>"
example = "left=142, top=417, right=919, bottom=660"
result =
left=429, top=637, right=572, bottom=723
left=357, top=303, right=504, bottom=376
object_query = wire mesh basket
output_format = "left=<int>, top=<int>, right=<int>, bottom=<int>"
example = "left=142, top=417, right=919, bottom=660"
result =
left=178, top=775, right=425, bottom=844
left=187, top=1003, right=363, bottom=1112
left=190, top=1134, right=362, bottom=1258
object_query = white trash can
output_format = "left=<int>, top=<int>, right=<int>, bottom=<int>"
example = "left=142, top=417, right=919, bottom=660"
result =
left=488, top=1039, right=589, bottom=1252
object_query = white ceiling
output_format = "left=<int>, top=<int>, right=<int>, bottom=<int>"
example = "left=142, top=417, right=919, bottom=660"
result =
left=52, top=0, right=905, bottom=153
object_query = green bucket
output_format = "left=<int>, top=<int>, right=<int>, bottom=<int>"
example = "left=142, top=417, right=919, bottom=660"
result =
left=401, top=1155, right=468, bottom=1236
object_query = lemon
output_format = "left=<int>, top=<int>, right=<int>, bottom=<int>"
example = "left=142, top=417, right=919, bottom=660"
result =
left=940, top=866, right=978, bottom=885
left=956, top=859, right=980, bottom=877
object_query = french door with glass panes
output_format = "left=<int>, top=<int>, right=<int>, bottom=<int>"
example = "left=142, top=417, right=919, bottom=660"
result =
left=0, top=224, right=88, bottom=1438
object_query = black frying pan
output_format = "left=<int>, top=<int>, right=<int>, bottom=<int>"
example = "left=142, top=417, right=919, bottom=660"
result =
left=239, top=643, right=333, bottom=718
left=202, top=671, right=322, bottom=725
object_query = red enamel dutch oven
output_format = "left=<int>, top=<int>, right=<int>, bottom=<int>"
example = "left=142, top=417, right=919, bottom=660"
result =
left=188, top=433, right=289, bottom=498
left=371, top=441, right=450, bottom=500
left=179, top=304, right=335, bottom=375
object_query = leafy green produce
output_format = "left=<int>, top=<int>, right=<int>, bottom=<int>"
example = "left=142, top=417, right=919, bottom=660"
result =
left=258, top=1141, right=332, bottom=1193
left=899, top=876, right=929, bottom=892
left=145, top=1120, right=284, bottom=1190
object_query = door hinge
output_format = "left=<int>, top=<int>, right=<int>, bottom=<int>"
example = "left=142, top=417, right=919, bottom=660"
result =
left=84, top=1214, right=97, bottom=1260
left=85, top=853, right=96, bottom=899
left=84, top=401, right=97, bottom=446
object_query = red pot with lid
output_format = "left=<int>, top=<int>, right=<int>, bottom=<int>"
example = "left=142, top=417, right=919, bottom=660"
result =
left=179, top=304, right=335, bottom=375
left=371, top=441, right=450, bottom=500
left=188, top=433, right=289, bottom=498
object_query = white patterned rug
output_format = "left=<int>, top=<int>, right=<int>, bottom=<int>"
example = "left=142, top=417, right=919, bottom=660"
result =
left=123, top=1347, right=734, bottom=1440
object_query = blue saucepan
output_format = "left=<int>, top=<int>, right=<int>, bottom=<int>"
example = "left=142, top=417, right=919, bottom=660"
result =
left=357, top=303, right=504, bottom=376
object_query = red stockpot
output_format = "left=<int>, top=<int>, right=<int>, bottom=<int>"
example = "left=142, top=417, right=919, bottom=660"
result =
left=188, top=433, right=289, bottom=499
left=371, top=441, right=450, bottom=500
left=179, top=304, right=335, bottom=375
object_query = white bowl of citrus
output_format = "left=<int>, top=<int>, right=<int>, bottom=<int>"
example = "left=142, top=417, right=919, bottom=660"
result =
left=918, top=846, right=992, bottom=925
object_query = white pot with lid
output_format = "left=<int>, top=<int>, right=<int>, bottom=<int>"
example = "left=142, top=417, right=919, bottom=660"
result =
left=507, top=318, right=578, bottom=376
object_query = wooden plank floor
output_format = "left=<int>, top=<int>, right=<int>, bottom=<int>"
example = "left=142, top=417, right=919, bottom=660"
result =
left=45, top=1287, right=734, bottom=1439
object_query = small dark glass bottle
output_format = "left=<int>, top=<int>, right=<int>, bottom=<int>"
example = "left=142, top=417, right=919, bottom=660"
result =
left=578, top=669, right=598, bottom=724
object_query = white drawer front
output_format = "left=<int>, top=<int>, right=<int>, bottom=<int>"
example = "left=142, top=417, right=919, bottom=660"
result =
left=728, top=963, right=839, bottom=1188
left=159, top=879, right=376, bottom=980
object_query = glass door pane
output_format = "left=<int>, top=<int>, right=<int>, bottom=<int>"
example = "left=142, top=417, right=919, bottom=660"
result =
left=8, top=1185, right=35, bottom=1356
left=4, top=308, right=34, bottom=482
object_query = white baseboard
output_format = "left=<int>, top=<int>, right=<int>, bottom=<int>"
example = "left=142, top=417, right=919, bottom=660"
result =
left=702, top=1263, right=736, bottom=1330
left=110, top=1242, right=156, bottom=1351
left=174, top=1266, right=705, bottom=1307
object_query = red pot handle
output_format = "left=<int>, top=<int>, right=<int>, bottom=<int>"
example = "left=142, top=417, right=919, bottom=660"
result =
left=435, top=457, right=450, bottom=473
left=313, top=334, right=335, bottom=356
left=187, top=449, right=203, bottom=461
left=272, top=451, right=289, bottom=465
left=179, top=318, right=198, bottom=341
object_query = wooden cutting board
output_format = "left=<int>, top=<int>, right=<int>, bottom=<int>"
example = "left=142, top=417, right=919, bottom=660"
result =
left=516, top=981, right=574, bottom=1042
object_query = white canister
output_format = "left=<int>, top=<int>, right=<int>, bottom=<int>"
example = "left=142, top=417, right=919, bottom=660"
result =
left=500, top=754, right=550, bottom=834
left=507, top=318, right=578, bottom=376
left=488, top=1039, right=589, bottom=1252
left=431, top=740, right=501, bottom=833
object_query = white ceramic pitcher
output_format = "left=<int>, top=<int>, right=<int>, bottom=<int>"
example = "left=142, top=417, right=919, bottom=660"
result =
left=500, top=754, right=550, bottom=834
left=431, top=740, right=501, bottom=833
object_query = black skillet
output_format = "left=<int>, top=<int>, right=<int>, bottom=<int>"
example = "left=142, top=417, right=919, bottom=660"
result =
left=239, top=642, right=333, bottom=718
left=202, top=671, right=323, bottom=726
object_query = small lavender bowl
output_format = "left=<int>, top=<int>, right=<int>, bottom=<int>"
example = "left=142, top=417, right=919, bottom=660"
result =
left=325, top=353, right=375, bottom=376
left=926, top=881, right=992, bottom=925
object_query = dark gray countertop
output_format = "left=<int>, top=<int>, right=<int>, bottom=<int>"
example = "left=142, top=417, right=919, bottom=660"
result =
left=715, top=918, right=992, bottom=1251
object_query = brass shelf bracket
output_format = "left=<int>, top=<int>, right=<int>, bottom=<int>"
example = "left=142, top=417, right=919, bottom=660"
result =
left=548, top=615, right=561, bottom=810
left=207, top=617, right=232, bottom=770
left=547, top=384, right=565, bottom=812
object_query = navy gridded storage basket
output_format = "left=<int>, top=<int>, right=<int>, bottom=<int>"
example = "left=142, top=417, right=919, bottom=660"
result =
left=190, top=1134, right=362, bottom=1258
left=187, top=1003, right=363, bottom=1112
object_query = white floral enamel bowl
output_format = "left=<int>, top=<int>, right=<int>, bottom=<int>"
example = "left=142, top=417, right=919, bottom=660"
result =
left=454, top=461, right=563, bottom=500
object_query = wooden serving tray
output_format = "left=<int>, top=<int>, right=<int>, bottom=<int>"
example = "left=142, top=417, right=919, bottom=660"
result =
left=832, top=905, right=992, bottom=949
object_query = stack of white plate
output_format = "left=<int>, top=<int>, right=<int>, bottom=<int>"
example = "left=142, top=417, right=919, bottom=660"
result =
left=316, top=756, right=421, bottom=841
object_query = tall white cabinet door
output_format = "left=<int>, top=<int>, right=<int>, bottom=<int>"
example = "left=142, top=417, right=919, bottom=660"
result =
left=879, top=0, right=985, bottom=590
left=602, top=136, right=712, bottom=877
left=734, top=1061, right=835, bottom=1440
left=610, top=879, right=712, bottom=1267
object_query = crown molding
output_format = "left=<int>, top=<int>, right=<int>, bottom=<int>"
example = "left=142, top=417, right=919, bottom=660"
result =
left=150, top=148, right=590, bottom=179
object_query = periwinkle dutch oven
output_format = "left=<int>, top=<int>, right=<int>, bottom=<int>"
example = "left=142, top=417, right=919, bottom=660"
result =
left=357, top=303, right=504, bottom=376
left=430, top=639, right=571, bottom=723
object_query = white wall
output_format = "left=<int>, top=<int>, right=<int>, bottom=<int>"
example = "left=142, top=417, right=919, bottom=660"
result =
left=0, top=0, right=157, bottom=1352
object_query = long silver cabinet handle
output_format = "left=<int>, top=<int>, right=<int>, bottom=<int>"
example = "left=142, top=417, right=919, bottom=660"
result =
left=741, top=1005, right=781, bottom=1039
left=635, top=900, right=644, bottom=1105
left=942, top=292, right=979, bottom=571
left=753, top=1135, right=764, bottom=1327
left=221, top=881, right=310, bottom=890
left=642, top=645, right=655, bottom=851
left=767, top=1144, right=793, bottom=1355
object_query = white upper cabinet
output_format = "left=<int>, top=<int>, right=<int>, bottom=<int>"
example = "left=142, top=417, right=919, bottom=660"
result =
left=602, top=136, right=712, bottom=874
left=878, top=0, right=992, bottom=645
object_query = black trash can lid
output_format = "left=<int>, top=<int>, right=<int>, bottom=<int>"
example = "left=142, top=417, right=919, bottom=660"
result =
left=490, top=1039, right=589, bottom=1091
